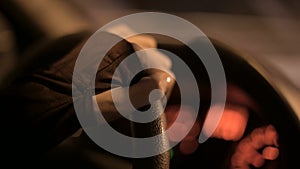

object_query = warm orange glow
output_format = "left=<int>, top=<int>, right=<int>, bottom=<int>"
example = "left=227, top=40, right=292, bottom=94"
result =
left=179, top=137, right=199, bottom=155
left=262, top=146, right=279, bottom=160
left=167, top=122, right=189, bottom=142
left=165, top=104, right=200, bottom=154
left=201, top=103, right=249, bottom=141
left=231, top=125, right=279, bottom=168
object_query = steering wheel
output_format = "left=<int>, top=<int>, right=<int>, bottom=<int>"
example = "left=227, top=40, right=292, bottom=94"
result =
left=1, top=1, right=299, bottom=169
left=34, top=33, right=299, bottom=169
left=156, top=35, right=300, bottom=169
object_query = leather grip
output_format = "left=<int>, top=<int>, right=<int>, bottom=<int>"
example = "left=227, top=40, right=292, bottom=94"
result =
left=131, top=100, right=170, bottom=169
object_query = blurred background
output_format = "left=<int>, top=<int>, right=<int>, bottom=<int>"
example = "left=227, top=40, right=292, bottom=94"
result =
left=0, top=1, right=299, bottom=168
left=71, top=0, right=300, bottom=89
left=0, top=0, right=299, bottom=91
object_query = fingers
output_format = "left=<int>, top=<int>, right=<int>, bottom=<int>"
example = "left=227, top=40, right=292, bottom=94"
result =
left=231, top=124, right=279, bottom=169
left=142, top=69, right=176, bottom=101
left=249, top=125, right=279, bottom=149
left=128, top=70, right=175, bottom=109
left=144, top=69, right=175, bottom=93
left=262, top=146, right=279, bottom=160
left=231, top=137, right=265, bottom=169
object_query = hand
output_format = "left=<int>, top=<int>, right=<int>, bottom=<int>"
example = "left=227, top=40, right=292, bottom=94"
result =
left=130, top=69, right=175, bottom=108
left=164, top=103, right=249, bottom=155
left=164, top=83, right=259, bottom=155
left=94, top=69, right=175, bottom=122
left=231, top=124, right=279, bottom=169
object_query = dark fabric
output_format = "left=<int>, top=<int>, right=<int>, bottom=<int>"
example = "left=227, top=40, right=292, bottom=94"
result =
left=0, top=32, right=213, bottom=169
left=1, top=32, right=135, bottom=168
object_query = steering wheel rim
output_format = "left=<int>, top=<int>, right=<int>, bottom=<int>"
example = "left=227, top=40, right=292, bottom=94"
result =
left=156, top=36, right=300, bottom=169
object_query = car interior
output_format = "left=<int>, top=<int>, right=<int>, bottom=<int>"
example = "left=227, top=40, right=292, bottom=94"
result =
left=0, top=1, right=299, bottom=169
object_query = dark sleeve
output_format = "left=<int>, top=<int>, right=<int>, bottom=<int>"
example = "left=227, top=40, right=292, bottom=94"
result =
left=1, top=32, right=135, bottom=164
